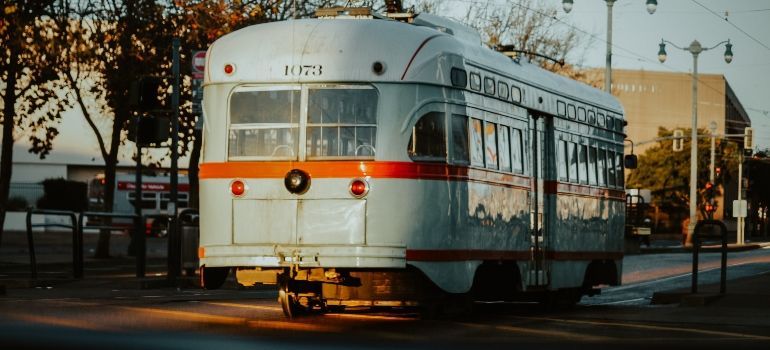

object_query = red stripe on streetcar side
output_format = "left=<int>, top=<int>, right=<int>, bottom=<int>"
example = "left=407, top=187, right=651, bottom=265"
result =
left=405, top=249, right=622, bottom=262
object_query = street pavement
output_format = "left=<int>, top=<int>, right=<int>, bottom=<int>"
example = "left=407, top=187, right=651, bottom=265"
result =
left=2, top=230, right=770, bottom=348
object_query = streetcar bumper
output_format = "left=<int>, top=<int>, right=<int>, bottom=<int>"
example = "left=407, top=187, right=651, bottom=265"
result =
left=199, top=244, right=406, bottom=269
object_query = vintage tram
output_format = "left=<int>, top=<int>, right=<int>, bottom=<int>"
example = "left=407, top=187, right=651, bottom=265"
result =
left=198, top=10, right=630, bottom=317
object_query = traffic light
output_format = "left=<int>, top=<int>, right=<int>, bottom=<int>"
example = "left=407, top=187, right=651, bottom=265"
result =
left=744, top=127, right=753, bottom=150
left=129, top=76, right=164, bottom=112
left=672, top=129, right=684, bottom=152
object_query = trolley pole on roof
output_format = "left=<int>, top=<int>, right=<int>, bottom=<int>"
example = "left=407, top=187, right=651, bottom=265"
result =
left=168, top=37, right=181, bottom=283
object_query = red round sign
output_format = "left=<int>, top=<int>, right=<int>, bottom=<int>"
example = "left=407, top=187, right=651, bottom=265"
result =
left=192, top=51, right=206, bottom=73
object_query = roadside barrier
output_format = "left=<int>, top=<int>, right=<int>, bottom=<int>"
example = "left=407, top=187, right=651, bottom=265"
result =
left=691, top=219, right=728, bottom=294
left=25, top=209, right=80, bottom=279
left=79, top=212, right=144, bottom=278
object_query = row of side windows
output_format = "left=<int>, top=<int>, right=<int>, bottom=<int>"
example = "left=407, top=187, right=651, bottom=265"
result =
left=557, top=139, right=624, bottom=188
left=408, top=111, right=525, bottom=175
left=556, top=100, right=622, bottom=131
left=451, top=68, right=522, bottom=103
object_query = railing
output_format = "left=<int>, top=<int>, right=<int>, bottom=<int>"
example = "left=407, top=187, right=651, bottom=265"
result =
left=79, top=212, right=144, bottom=277
left=692, top=219, right=728, bottom=294
left=25, top=209, right=80, bottom=279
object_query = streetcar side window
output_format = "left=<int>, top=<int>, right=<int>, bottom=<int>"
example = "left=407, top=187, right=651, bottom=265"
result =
left=598, top=148, right=607, bottom=186
left=557, top=101, right=566, bottom=117
left=228, top=89, right=300, bottom=159
left=568, top=142, right=578, bottom=183
left=450, top=68, right=467, bottom=88
left=511, top=85, right=522, bottom=103
left=498, top=82, right=509, bottom=100
left=498, top=125, right=512, bottom=172
left=451, top=115, right=470, bottom=165
left=470, top=118, right=485, bottom=167
left=470, top=73, right=481, bottom=91
left=512, top=128, right=524, bottom=174
left=588, top=110, right=596, bottom=124
left=607, top=151, right=617, bottom=187
left=578, top=107, right=586, bottom=122
left=588, top=146, right=598, bottom=185
left=484, top=77, right=496, bottom=95
left=558, top=140, right=568, bottom=181
left=578, top=143, right=588, bottom=184
left=598, top=112, right=606, bottom=127
left=567, top=105, right=577, bottom=120
left=484, top=121, right=498, bottom=169
left=408, top=112, right=447, bottom=162
left=616, top=152, right=624, bottom=187
left=306, top=87, right=378, bottom=159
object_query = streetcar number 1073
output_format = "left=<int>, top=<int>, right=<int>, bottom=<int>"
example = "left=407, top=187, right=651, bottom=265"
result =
left=284, top=65, right=323, bottom=76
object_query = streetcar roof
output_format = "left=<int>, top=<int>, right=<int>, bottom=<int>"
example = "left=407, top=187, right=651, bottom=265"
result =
left=206, top=15, right=623, bottom=115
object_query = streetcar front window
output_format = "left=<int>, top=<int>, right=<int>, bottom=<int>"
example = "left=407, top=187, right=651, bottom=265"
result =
left=228, top=89, right=300, bottom=159
left=306, top=87, right=378, bottom=159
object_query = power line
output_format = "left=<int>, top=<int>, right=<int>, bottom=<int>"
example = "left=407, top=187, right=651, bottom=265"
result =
left=691, top=0, right=770, bottom=50
left=440, top=0, right=770, bottom=120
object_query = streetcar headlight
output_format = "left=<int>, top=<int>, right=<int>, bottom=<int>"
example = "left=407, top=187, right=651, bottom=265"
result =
left=349, top=178, right=369, bottom=198
left=284, top=169, right=311, bottom=194
left=230, top=179, right=246, bottom=197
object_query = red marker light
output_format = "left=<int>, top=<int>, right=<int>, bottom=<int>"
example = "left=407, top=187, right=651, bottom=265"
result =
left=230, top=180, right=246, bottom=196
left=224, top=63, right=234, bottom=75
left=349, top=178, right=369, bottom=198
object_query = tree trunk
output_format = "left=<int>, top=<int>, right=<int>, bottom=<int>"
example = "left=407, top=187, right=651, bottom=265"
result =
left=188, top=128, right=202, bottom=209
left=0, top=47, right=19, bottom=247
left=93, top=114, right=125, bottom=258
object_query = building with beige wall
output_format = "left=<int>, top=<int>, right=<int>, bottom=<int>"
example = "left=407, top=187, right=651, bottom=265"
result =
left=602, top=69, right=751, bottom=232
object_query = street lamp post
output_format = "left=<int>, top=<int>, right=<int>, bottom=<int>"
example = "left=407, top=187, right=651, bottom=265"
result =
left=657, top=39, right=733, bottom=244
left=562, top=0, right=658, bottom=93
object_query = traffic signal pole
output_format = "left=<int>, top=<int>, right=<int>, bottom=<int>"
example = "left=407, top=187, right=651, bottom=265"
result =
left=167, top=38, right=181, bottom=283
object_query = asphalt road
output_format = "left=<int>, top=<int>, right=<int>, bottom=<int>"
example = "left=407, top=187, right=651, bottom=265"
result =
left=1, top=248, right=770, bottom=349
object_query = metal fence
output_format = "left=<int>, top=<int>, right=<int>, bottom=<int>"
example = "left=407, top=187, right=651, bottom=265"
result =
left=8, top=183, right=44, bottom=209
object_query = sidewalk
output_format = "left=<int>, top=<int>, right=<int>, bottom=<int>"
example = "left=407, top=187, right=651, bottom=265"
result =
left=631, top=233, right=770, bottom=254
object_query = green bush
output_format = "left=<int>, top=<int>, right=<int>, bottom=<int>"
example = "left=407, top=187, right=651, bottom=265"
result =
left=7, top=196, right=29, bottom=211
left=36, top=178, right=88, bottom=211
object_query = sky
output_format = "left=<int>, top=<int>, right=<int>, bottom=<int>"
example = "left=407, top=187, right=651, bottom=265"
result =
left=537, top=0, right=770, bottom=149
left=14, top=0, right=770, bottom=167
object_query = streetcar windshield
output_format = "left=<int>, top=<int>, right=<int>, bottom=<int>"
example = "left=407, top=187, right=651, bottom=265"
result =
left=228, top=88, right=301, bottom=159
left=227, top=86, right=377, bottom=160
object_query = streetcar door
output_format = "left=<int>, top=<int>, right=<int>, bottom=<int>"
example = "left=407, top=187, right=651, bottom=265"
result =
left=528, top=113, right=554, bottom=287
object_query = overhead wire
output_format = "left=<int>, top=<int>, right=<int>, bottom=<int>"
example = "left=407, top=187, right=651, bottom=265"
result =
left=690, top=0, right=770, bottom=51
left=441, top=0, right=770, bottom=122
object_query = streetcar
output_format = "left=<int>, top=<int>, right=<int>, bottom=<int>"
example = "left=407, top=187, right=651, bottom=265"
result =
left=198, top=9, right=632, bottom=317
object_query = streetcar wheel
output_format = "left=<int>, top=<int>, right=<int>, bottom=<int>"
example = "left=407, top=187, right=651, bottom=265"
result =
left=278, top=284, right=306, bottom=319
left=200, top=266, right=229, bottom=290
